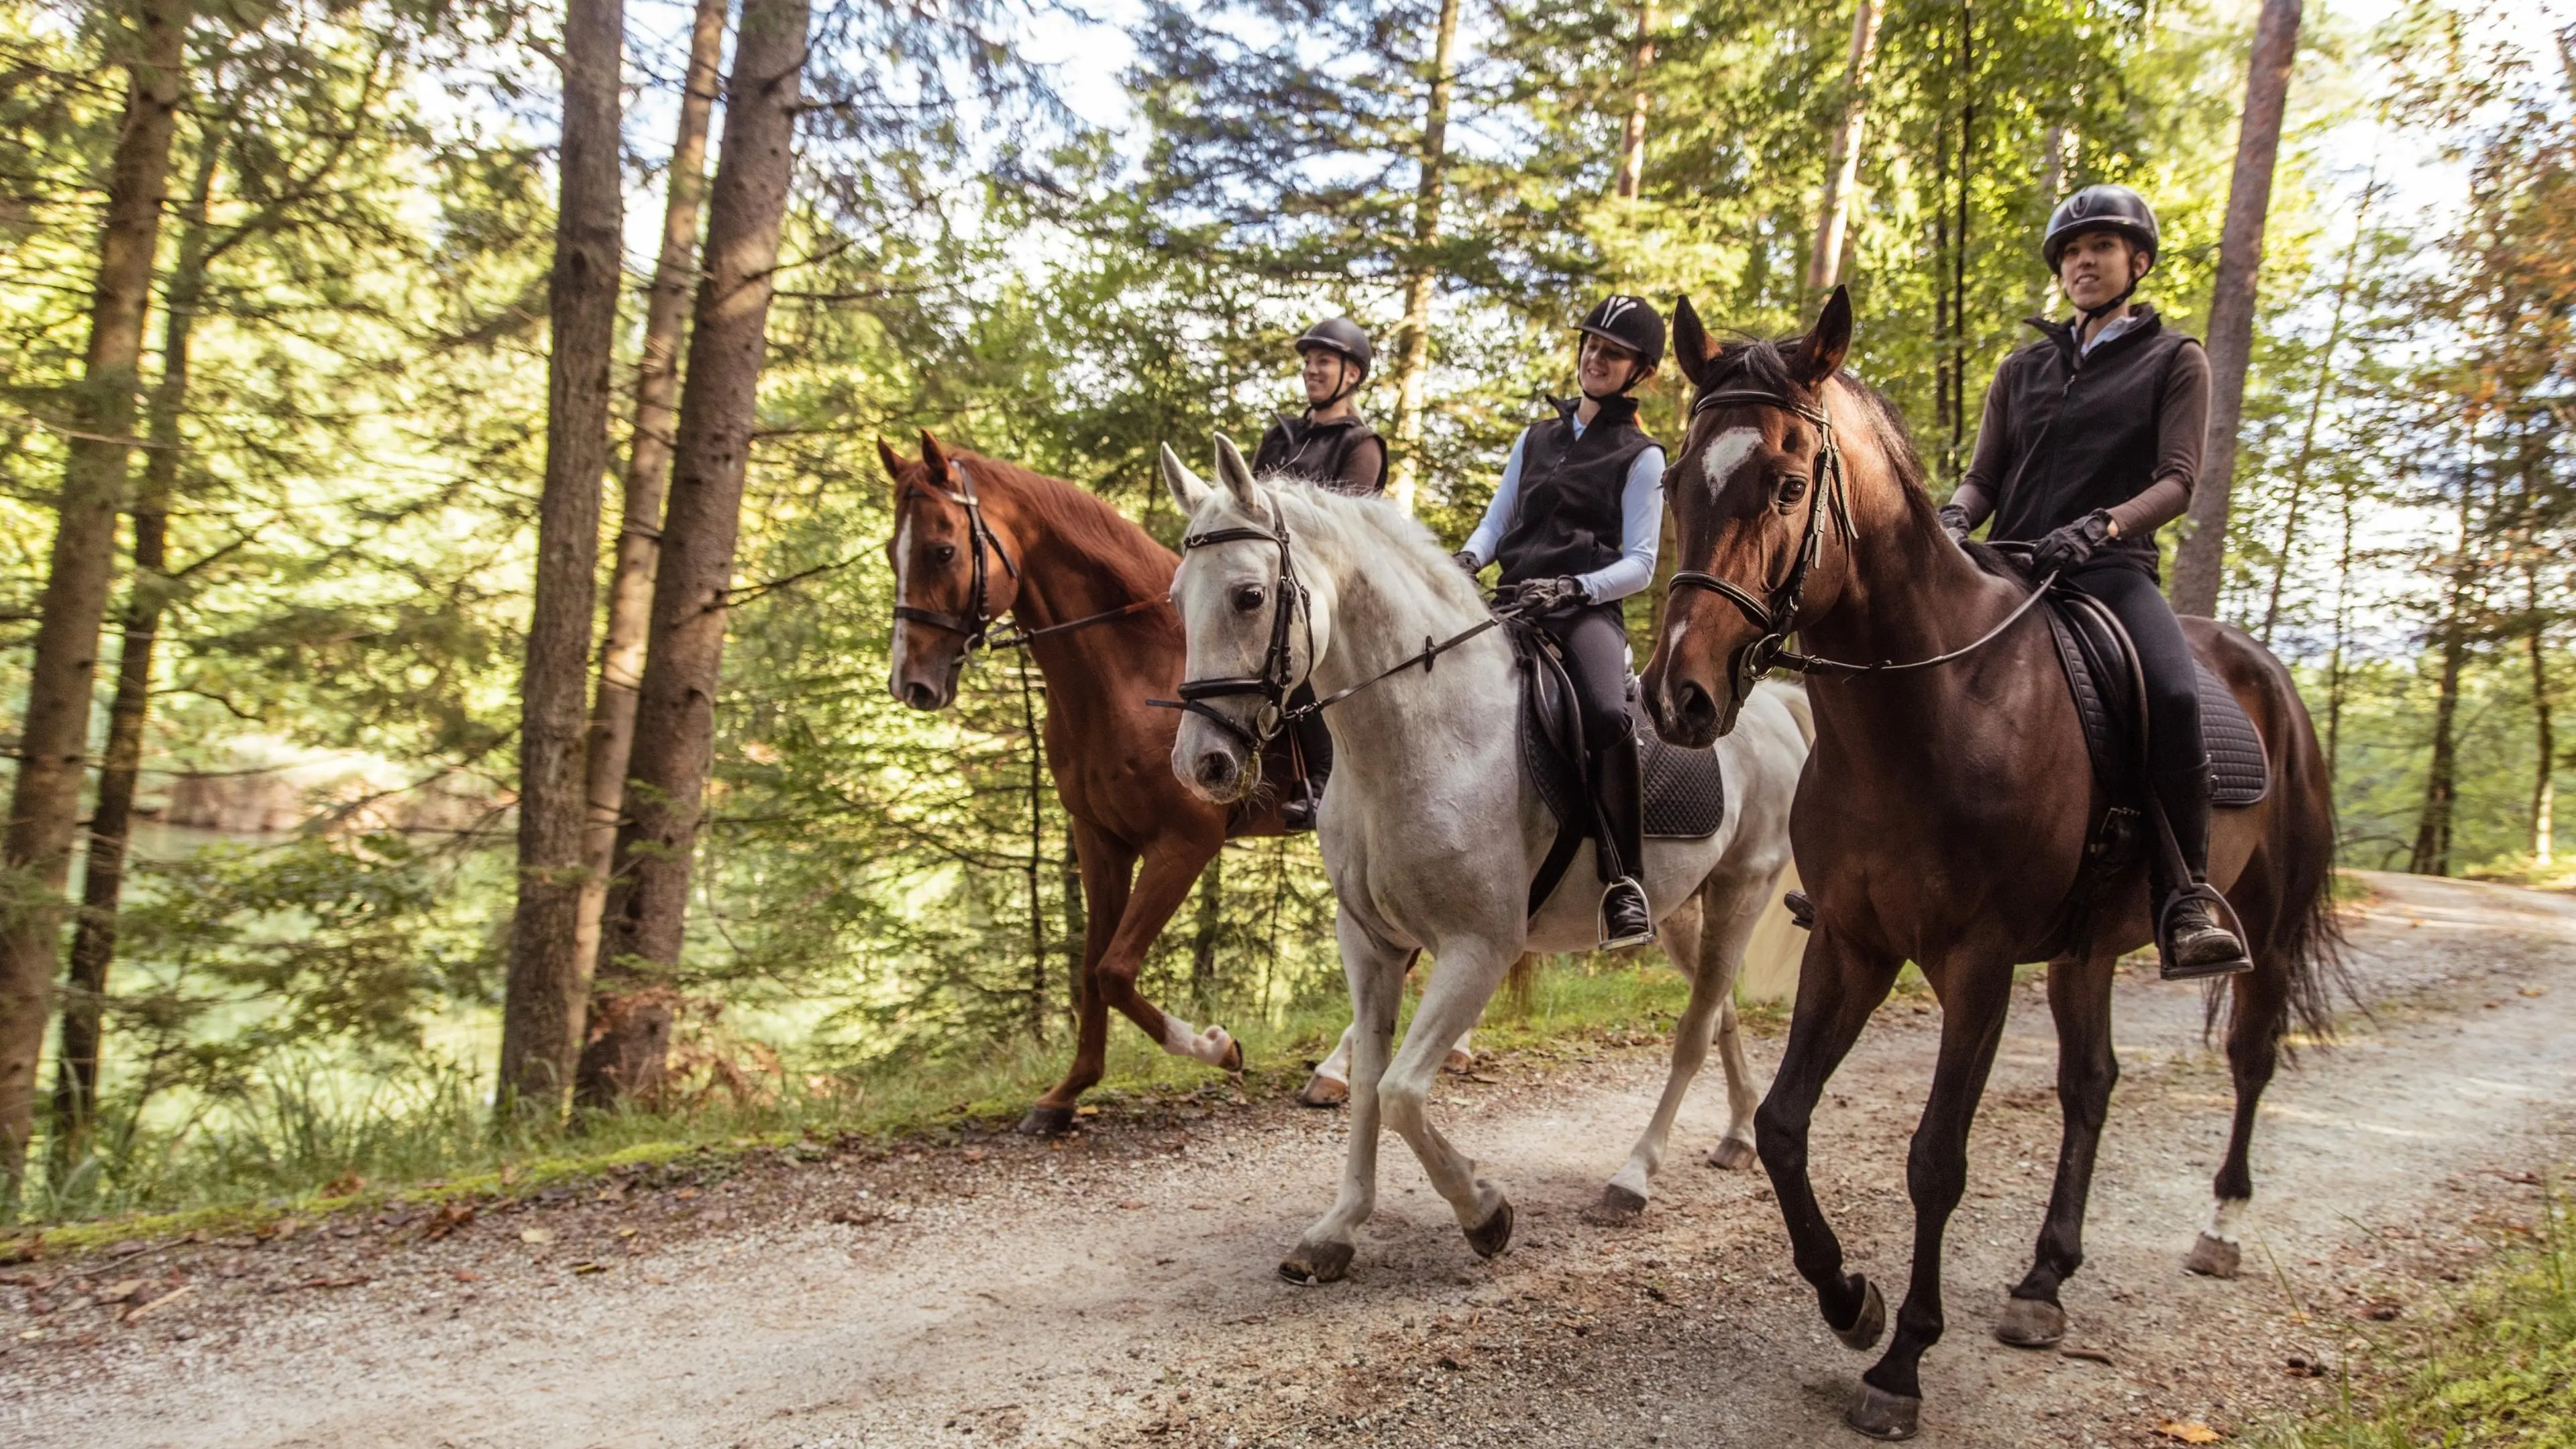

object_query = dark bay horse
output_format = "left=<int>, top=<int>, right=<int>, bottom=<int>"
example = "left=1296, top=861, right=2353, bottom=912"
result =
left=1640, top=291, right=2344, bottom=1440
left=882, top=433, right=1283, bottom=1133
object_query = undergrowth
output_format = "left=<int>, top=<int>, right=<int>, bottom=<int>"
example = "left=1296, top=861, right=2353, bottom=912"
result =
left=2262, top=1174, right=2575, bottom=1448
left=9, top=952, right=1730, bottom=1247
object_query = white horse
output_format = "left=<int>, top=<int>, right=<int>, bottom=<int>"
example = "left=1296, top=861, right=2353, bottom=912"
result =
left=1159, top=438, right=1810, bottom=1281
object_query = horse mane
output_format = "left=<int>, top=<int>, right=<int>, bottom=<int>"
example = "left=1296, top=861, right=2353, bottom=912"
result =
left=955, top=449, right=1179, bottom=596
left=1254, top=474, right=1491, bottom=623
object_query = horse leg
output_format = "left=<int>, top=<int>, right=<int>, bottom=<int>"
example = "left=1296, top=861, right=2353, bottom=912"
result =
left=1020, top=822, right=1136, bottom=1135
left=1375, top=935, right=1518, bottom=1259
left=1703, top=880, right=1770, bottom=1172
left=1282, top=917, right=1411, bottom=1284
left=1854, top=962, right=2014, bottom=1440
left=1755, top=929, right=1900, bottom=1347
left=2191, top=959, right=2290, bottom=1279
left=1093, top=834, right=1243, bottom=1072
left=1998, top=950, right=2119, bottom=1348
left=1299, top=1022, right=1358, bottom=1107
left=1593, top=885, right=1745, bottom=1220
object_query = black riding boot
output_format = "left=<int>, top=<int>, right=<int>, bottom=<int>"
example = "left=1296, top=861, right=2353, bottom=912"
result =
left=1591, top=739, right=1654, bottom=949
left=2153, top=761, right=2249, bottom=979
left=1281, top=706, right=1332, bottom=833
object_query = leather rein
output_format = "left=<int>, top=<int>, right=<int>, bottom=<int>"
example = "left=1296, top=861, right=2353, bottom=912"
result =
left=1666, top=384, right=2054, bottom=700
left=1149, top=502, right=1498, bottom=751
left=893, top=460, right=1165, bottom=654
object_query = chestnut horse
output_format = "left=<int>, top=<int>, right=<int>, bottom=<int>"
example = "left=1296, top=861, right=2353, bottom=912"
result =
left=883, top=434, right=1278, bottom=1133
left=1640, top=292, right=2344, bottom=1440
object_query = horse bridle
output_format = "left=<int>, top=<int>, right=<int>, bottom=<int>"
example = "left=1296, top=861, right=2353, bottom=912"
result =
left=1667, top=382, right=2057, bottom=701
left=1152, top=509, right=1312, bottom=751
left=1151, top=494, right=1501, bottom=753
left=1667, top=386, right=1858, bottom=701
left=892, top=460, right=1020, bottom=651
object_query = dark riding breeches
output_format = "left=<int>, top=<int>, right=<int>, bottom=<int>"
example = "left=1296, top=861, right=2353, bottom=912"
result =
left=1538, top=602, right=1634, bottom=748
left=1287, top=682, right=1332, bottom=782
left=1538, top=602, right=1642, bottom=884
left=2060, top=561, right=2209, bottom=881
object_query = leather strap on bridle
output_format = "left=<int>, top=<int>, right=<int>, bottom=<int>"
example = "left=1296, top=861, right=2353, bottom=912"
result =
left=1149, top=498, right=1499, bottom=751
left=892, top=460, right=1020, bottom=651
left=1667, top=384, right=2053, bottom=699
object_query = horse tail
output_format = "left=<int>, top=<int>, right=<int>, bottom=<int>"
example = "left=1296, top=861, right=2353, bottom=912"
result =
left=1735, top=859, right=1807, bottom=1004
left=2206, top=661, right=2353, bottom=1054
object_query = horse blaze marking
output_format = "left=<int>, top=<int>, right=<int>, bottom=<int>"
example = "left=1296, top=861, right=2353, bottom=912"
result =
left=1699, top=427, right=1762, bottom=498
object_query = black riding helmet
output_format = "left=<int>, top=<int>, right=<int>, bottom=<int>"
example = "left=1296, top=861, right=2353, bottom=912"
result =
left=1294, top=317, right=1374, bottom=378
left=2041, top=184, right=2161, bottom=271
left=1575, top=293, right=1666, bottom=376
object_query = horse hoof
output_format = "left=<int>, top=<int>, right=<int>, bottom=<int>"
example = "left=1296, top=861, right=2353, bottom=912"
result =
left=1016, top=1105, right=1076, bottom=1136
left=1585, top=1183, right=1648, bottom=1224
left=1845, top=1385, right=1921, bottom=1442
left=1218, top=1033, right=1245, bottom=1073
left=1993, top=1295, right=2066, bottom=1348
left=1463, top=1197, right=1515, bottom=1258
left=1442, top=1047, right=1475, bottom=1074
left=1279, top=1240, right=1354, bottom=1285
left=1295, top=1075, right=1348, bottom=1108
left=1832, top=1279, right=1886, bottom=1351
left=2185, top=1233, right=2242, bottom=1279
left=1707, top=1138, right=1757, bottom=1171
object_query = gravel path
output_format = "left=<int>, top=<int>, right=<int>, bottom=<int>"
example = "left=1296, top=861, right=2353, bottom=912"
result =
left=5, top=869, right=2573, bottom=1448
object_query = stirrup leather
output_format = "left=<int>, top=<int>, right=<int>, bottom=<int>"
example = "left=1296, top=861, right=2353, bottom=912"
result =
left=1598, top=877, right=1656, bottom=950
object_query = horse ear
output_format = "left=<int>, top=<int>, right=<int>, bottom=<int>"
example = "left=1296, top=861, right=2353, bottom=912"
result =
left=1159, top=442, right=1212, bottom=515
left=918, top=428, right=954, bottom=482
left=876, top=437, right=910, bottom=492
left=1213, top=433, right=1263, bottom=514
left=1795, top=286, right=1854, bottom=384
left=1672, top=294, right=1719, bottom=390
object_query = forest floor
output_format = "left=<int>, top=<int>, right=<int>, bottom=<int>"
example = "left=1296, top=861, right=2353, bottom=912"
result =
left=3, top=869, right=2573, bottom=1448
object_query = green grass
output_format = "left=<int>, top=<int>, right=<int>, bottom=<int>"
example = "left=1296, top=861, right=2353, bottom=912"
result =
left=7, top=952, right=1725, bottom=1253
left=2259, top=1175, right=2575, bottom=1448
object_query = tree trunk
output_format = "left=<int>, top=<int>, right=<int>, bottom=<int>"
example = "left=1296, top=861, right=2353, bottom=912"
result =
left=2167, top=0, right=2304, bottom=616
left=2258, top=176, right=2373, bottom=645
left=0, top=0, right=191, bottom=1201
left=1382, top=0, right=1462, bottom=515
left=579, top=0, right=810, bottom=1108
left=48, top=130, right=221, bottom=1171
left=1611, top=0, right=1655, bottom=201
left=497, top=0, right=627, bottom=1122
left=574, top=0, right=726, bottom=1002
left=2324, top=474, right=2355, bottom=775
left=2409, top=476, right=2476, bottom=877
left=1805, top=0, right=1883, bottom=291
left=2528, top=565, right=2555, bottom=867
left=1189, top=850, right=1222, bottom=1018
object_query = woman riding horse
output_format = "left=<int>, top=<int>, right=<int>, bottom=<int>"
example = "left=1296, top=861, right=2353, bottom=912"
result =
left=1938, top=184, right=2247, bottom=977
left=1254, top=317, right=1387, bottom=830
left=1454, top=294, right=1668, bottom=949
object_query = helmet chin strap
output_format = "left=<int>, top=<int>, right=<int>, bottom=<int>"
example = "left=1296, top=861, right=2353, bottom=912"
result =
left=2076, top=258, right=2150, bottom=333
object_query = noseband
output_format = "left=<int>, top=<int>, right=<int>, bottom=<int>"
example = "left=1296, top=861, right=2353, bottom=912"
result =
left=1667, top=387, right=1857, bottom=702
left=892, top=460, right=1020, bottom=651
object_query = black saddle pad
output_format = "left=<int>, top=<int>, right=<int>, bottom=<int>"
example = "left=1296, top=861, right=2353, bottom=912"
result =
left=1513, top=621, right=1725, bottom=841
left=2043, top=593, right=2268, bottom=809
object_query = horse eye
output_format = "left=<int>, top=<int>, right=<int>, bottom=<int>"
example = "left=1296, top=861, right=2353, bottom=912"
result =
left=1232, top=584, right=1266, bottom=613
left=1777, top=475, right=1809, bottom=506
left=929, top=543, right=957, bottom=565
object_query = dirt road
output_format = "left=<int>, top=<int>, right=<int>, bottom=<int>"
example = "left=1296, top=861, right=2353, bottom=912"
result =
left=5, top=870, right=2573, bottom=1448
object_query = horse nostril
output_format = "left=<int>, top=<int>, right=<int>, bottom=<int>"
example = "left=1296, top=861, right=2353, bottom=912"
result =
left=1676, top=679, right=1717, bottom=733
left=904, top=682, right=939, bottom=710
left=1196, top=751, right=1235, bottom=788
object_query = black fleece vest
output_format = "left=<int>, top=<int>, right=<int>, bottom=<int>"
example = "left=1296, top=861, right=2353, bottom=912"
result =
left=1985, top=308, right=2196, bottom=572
left=1495, top=395, right=1659, bottom=586
left=1253, top=413, right=1387, bottom=496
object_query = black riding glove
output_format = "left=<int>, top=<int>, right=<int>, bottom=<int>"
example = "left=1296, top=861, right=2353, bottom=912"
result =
left=1936, top=502, right=1974, bottom=546
left=1506, top=576, right=1587, bottom=615
left=1451, top=550, right=1481, bottom=576
left=2032, top=510, right=2116, bottom=577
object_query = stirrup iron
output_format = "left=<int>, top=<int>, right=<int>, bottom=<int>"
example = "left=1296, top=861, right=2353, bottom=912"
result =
left=1597, top=877, right=1656, bottom=951
left=2156, top=882, right=2251, bottom=981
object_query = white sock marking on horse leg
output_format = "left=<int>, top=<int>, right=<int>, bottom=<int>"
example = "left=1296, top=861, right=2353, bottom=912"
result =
left=2206, top=1197, right=2249, bottom=1244
left=1311, top=1022, right=1356, bottom=1086
left=1445, top=1026, right=1475, bottom=1073
left=1160, top=1015, right=1234, bottom=1065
